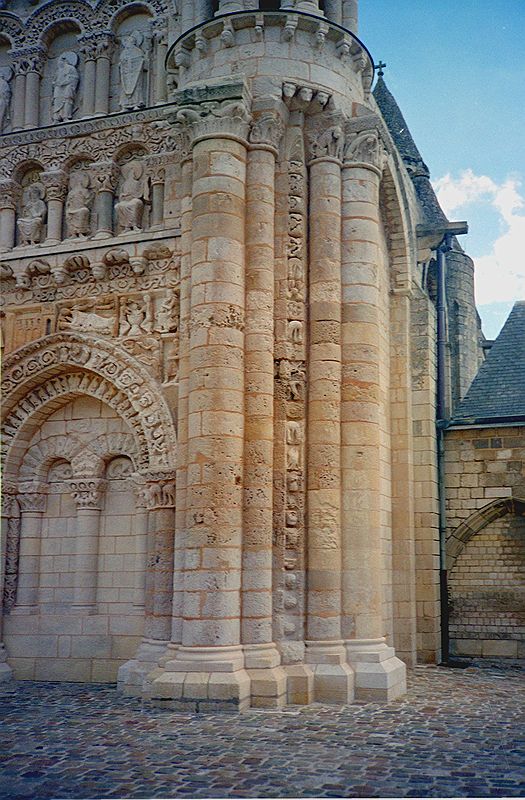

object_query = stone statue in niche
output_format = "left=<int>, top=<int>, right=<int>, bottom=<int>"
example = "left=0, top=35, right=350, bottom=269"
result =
left=52, top=52, right=79, bottom=122
left=119, top=294, right=153, bottom=337
left=65, top=172, right=93, bottom=238
left=17, top=183, right=46, bottom=246
left=119, top=31, right=147, bottom=110
left=0, top=66, right=12, bottom=132
left=115, top=161, right=149, bottom=233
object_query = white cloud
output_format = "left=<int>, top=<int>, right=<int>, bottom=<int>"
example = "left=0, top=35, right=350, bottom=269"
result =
left=433, top=169, right=525, bottom=305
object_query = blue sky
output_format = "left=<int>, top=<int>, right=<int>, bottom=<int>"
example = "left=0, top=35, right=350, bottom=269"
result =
left=360, top=0, right=525, bottom=339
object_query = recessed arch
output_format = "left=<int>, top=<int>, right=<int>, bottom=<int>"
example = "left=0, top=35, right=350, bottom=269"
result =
left=1, top=333, right=177, bottom=479
left=447, top=497, right=525, bottom=570
left=100, top=0, right=165, bottom=30
left=25, top=0, right=95, bottom=45
left=0, top=13, right=26, bottom=49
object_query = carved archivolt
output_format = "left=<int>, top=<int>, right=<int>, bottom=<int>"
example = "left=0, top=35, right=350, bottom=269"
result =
left=0, top=0, right=171, bottom=50
left=1, top=333, right=177, bottom=476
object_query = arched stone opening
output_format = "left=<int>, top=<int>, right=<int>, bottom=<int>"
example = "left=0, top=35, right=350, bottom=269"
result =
left=1, top=333, right=177, bottom=682
left=448, top=498, right=525, bottom=659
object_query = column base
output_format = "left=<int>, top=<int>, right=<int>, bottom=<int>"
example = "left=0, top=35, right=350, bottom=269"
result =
left=147, top=645, right=251, bottom=711
left=305, top=640, right=355, bottom=704
left=117, top=638, right=169, bottom=696
left=0, top=644, right=13, bottom=683
left=282, top=663, right=315, bottom=705
left=244, top=643, right=287, bottom=708
left=345, top=639, right=407, bottom=702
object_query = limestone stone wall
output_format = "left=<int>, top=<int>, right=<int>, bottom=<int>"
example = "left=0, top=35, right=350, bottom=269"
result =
left=1, top=0, right=449, bottom=708
left=445, top=426, right=525, bottom=658
left=3, top=397, right=145, bottom=682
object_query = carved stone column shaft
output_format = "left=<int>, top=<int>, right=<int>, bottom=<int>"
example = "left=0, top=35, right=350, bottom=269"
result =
left=12, top=488, right=46, bottom=614
left=142, top=479, right=176, bottom=642
left=341, top=131, right=406, bottom=700
left=94, top=37, right=113, bottom=117
left=69, top=479, right=104, bottom=613
left=24, top=66, right=41, bottom=129
left=172, top=155, right=193, bottom=646
left=12, top=69, right=26, bottom=130
left=305, top=153, right=353, bottom=703
left=0, top=181, right=19, bottom=252
left=181, top=128, right=247, bottom=651
left=242, top=142, right=277, bottom=650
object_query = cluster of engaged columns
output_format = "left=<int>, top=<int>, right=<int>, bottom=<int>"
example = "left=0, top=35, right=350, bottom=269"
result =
left=140, top=93, right=407, bottom=710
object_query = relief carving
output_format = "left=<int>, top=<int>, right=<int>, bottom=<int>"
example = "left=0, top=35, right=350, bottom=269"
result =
left=52, top=52, right=79, bottom=123
left=57, top=298, right=116, bottom=336
left=17, top=182, right=46, bottom=246
left=119, top=31, right=149, bottom=111
left=115, top=160, right=149, bottom=233
left=119, top=294, right=153, bottom=336
left=65, top=172, right=93, bottom=238
left=0, top=67, right=13, bottom=132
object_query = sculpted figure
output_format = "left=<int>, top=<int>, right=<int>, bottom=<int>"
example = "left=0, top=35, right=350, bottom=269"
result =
left=157, top=293, right=180, bottom=333
left=119, top=31, right=147, bottom=110
left=17, top=183, right=46, bottom=246
left=0, top=67, right=12, bottom=132
left=52, top=52, right=79, bottom=122
left=115, top=161, right=149, bottom=232
left=120, top=294, right=153, bottom=336
left=65, top=173, right=93, bottom=238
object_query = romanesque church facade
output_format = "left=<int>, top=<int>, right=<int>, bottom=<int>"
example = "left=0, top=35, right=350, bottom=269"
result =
left=1, top=0, right=520, bottom=711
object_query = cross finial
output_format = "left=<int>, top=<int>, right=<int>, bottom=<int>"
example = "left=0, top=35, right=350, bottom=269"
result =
left=375, top=61, right=387, bottom=77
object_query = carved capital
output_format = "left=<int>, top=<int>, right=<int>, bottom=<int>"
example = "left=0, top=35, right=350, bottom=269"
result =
left=41, top=170, right=68, bottom=202
left=176, top=99, right=252, bottom=146
left=140, top=471, right=176, bottom=509
left=0, top=179, right=21, bottom=210
left=68, top=478, right=106, bottom=510
left=344, top=117, right=386, bottom=172
left=12, top=48, right=46, bottom=76
left=146, top=155, right=167, bottom=184
left=94, top=32, right=115, bottom=60
left=1, top=483, right=18, bottom=517
left=78, top=34, right=99, bottom=61
left=18, top=482, right=47, bottom=513
left=306, top=112, right=346, bottom=163
left=250, top=112, right=285, bottom=152
left=90, top=161, right=118, bottom=193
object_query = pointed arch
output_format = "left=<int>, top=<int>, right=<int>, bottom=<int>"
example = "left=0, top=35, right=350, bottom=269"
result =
left=447, top=497, right=525, bottom=570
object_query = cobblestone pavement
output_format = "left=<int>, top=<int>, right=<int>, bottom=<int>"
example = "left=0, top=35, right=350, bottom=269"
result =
left=0, top=663, right=524, bottom=799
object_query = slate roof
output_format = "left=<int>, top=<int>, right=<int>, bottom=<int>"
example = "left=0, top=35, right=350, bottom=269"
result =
left=450, top=301, right=525, bottom=426
left=373, top=76, right=448, bottom=228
